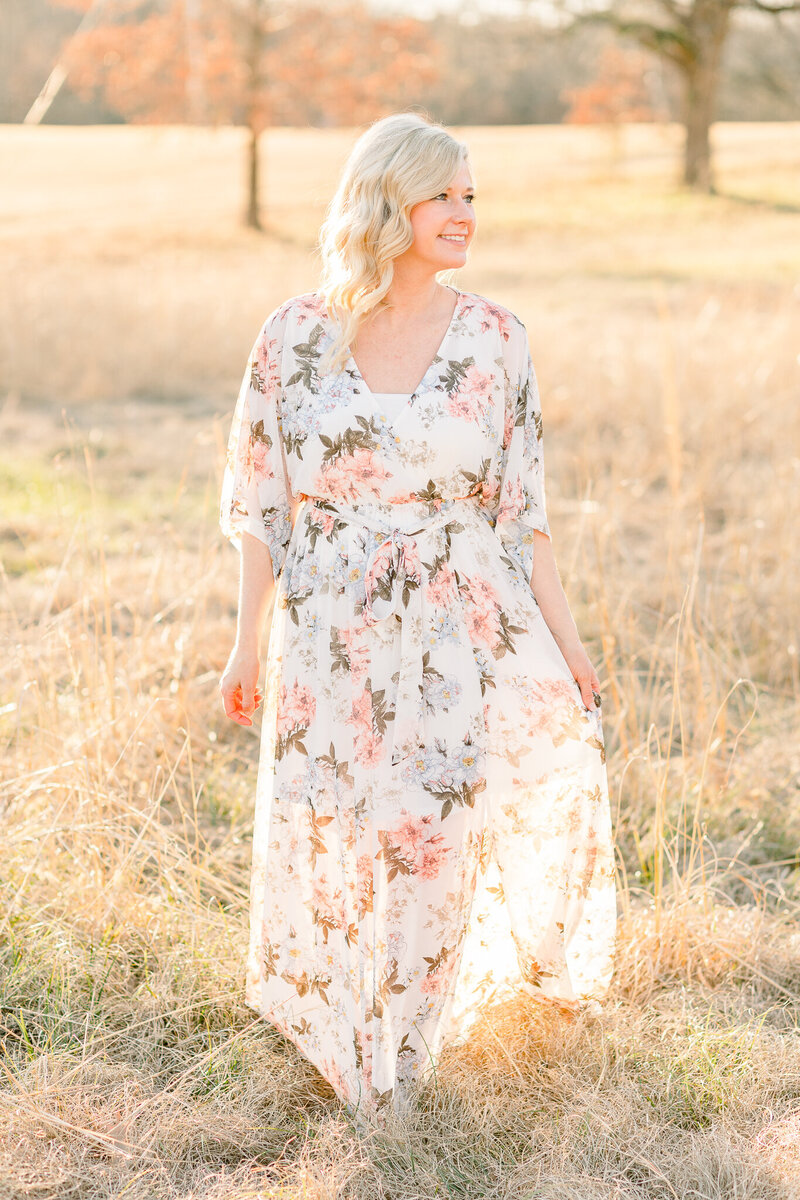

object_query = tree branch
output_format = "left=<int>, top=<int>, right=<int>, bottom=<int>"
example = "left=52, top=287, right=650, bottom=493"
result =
left=649, top=0, right=693, bottom=29
left=745, top=0, right=800, bottom=10
left=568, top=9, right=696, bottom=66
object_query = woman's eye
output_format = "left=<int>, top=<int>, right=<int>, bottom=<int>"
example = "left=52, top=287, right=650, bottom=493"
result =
left=436, top=194, right=474, bottom=202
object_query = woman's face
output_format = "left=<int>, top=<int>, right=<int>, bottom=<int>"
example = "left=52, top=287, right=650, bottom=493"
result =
left=406, top=159, right=476, bottom=270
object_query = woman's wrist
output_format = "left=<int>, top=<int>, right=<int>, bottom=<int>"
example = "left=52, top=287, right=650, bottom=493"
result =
left=234, top=628, right=261, bottom=656
left=551, top=625, right=583, bottom=654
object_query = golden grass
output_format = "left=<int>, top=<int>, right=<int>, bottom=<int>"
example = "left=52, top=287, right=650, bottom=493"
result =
left=1, top=121, right=799, bottom=1198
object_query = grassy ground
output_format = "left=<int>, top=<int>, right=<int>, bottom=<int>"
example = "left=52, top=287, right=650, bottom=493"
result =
left=1, top=121, right=799, bottom=1199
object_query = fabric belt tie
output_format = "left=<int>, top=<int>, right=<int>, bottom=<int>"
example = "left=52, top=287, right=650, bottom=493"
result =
left=303, top=497, right=488, bottom=769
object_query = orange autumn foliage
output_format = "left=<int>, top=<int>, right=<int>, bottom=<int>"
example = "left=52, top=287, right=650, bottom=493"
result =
left=53, top=0, right=440, bottom=128
left=561, top=44, right=659, bottom=124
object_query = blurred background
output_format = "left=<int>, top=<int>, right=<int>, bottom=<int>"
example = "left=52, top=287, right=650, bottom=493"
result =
left=2, top=1, right=800, bottom=1195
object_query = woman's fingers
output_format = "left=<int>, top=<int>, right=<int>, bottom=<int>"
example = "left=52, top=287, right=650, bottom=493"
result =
left=586, top=676, right=601, bottom=709
left=219, top=650, right=263, bottom=726
left=576, top=669, right=601, bottom=711
left=222, top=689, right=248, bottom=723
left=560, top=641, right=602, bottom=712
left=221, top=681, right=265, bottom=724
left=221, top=684, right=243, bottom=718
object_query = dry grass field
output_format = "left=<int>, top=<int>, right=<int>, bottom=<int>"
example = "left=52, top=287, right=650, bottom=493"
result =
left=1, top=121, right=800, bottom=1198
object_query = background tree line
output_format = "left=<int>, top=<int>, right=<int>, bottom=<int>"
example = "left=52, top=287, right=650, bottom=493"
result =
left=2, top=0, right=798, bottom=208
left=4, top=0, right=799, bottom=128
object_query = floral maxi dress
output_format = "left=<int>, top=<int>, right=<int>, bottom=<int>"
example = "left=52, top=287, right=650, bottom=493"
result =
left=219, top=287, right=617, bottom=1123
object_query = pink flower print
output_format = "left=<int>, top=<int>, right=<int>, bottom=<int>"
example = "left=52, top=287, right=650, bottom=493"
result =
left=446, top=390, right=479, bottom=423
left=251, top=437, right=274, bottom=481
left=460, top=573, right=503, bottom=650
left=287, top=682, right=316, bottom=725
left=463, top=604, right=502, bottom=650
left=277, top=680, right=316, bottom=736
left=417, top=836, right=449, bottom=881
left=388, top=812, right=449, bottom=880
left=318, top=1056, right=350, bottom=1102
left=394, top=811, right=432, bottom=858
left=419, top=971, right=443, bottom=996
left=311, top=872, right=333, bottom=911
left=400, top=537, right=421, bottom=581
left=503, top=399, right=515, bottom=448
left=354, top=727, right=385, bottom=767
left=338, top=626, right=370, bottom=684
left=470, top=297, right=516, bottom=344
left=337, top=804, right=357, bottom=855
left=238, top=437, right=255, bottom=486
left=357, top=853, right=374, bottom=915
left=316, top=448, right=391, bottom=503
left=283, top=773, right=308, bottom=805
left=426, top=563, right=457, bottom=607
left=254, top=333, right=279, bottom=389
left=296, top=293, right=328, bottom=322
left=254, top=338, right=270, bottom=384
left=480, top=475, right=496, bottom=504
left=348, top=688, right=373, bottom=737
left=226, top=427, right=244, bottom=475
left=498, top=475, right=524, bottom=523
left=465, top=573, right=501, bottom=609
left=351, top=648, right=371, bottom=686
left=522, top=678, right=580, bottom=739
left=312, top=873, right=347, bottom=928
left=365, top=533, right=420, bottom=595
left=310, top=507, right=336, bottom=537
left=355, top=1028, right=374, bottom=1088
left=419, top=956, right=455, bottom=996
left=388, top=489, right=434, bottom=505
left=447, top=365, right=494, bottom=423
left=367, top=540, right=394, bottom=583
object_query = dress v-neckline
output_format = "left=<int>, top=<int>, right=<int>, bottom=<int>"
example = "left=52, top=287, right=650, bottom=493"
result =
left=346, top=287, right=464, bottom=423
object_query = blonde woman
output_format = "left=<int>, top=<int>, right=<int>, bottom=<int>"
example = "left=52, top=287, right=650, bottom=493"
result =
left=219, top=112, right=617, bottom=1127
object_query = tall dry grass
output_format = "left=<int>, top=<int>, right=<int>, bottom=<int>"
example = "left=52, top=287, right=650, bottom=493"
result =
left=1, top=122, right=799, bottom=1198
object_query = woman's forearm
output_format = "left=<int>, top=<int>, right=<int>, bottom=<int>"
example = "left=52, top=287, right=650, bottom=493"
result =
left=236, top=531, right=276, bottom=652
left=529, top=529, right=582, bottom=651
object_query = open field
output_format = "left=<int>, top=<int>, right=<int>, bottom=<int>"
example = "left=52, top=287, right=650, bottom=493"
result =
left=1, top=122, right=800, bottom=1198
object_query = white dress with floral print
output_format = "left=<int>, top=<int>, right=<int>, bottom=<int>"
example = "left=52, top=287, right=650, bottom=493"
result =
left=220, top=286, right=617, bottom=1125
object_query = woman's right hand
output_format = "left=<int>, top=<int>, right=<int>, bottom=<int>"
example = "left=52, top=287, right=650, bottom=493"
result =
left=219, top=646, right=263, bottom=726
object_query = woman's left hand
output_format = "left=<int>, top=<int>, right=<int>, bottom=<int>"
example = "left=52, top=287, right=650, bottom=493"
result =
left=557, top=637, right=602, bottom=712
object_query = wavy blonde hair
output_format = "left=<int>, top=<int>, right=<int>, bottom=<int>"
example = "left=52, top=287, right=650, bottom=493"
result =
left=315, top=112, right=471, bottom=377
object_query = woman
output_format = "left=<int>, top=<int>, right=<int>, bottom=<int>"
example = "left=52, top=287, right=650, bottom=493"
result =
left=219, top=112, right=617, bottom=1127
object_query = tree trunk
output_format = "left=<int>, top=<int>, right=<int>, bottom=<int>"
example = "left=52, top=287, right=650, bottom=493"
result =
left=683, top=59, right=716, bottom=191
left=243, top=0, right=265, bottom=231
left=681, top=0, right=733, bottom=193
left=245, top=124, right=262, bottom=231
left=184, top=0, right=206, bottom=125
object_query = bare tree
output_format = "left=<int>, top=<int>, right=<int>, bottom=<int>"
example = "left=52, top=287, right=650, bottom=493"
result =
left=27, top=0, right=438, bottom=230
left=548, top=0, right=800, bottom=192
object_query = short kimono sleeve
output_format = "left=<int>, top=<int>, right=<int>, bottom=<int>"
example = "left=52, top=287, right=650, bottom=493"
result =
left=495, top=316, right=551, bottom=586
left=219, top=305, right=293, bottom=583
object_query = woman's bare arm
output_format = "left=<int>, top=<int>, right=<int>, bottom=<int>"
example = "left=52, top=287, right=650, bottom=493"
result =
left=530, top=529, right=601, bottom=711
left=530, top=530, right=580, bottom=649
left=236, top=532, right=276, bottom=653
left=219, top=532, right=275, bottom=725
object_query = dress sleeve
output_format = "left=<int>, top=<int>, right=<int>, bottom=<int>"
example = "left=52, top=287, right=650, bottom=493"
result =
left=219, top=304, right=293, bottom=583
left=494, top=315, right=551, bottom=587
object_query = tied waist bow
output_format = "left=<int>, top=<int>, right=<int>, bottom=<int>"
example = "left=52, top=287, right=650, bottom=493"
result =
left=303, top=496, right=488, bottom=769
